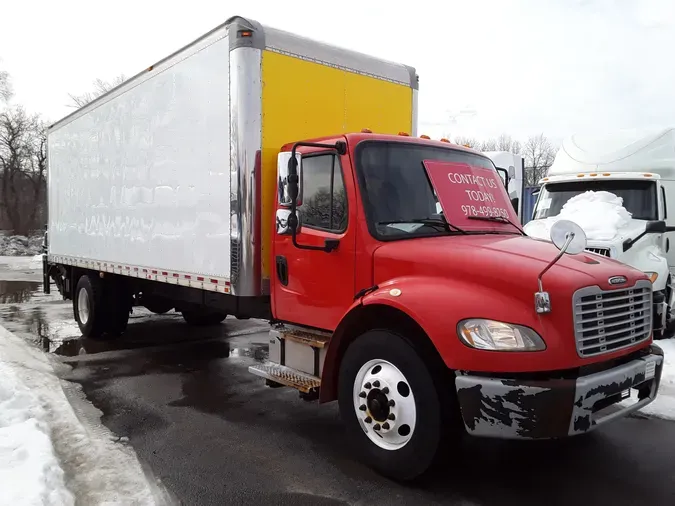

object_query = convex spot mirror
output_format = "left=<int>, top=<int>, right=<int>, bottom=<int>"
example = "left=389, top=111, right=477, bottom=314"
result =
left=550, top=219, right=587, bottom=255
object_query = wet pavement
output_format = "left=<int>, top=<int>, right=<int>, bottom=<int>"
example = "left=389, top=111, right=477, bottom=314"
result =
left=2, top=277, right=675, bottom=505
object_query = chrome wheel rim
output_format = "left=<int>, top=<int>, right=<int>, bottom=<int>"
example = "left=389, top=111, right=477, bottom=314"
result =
left=77, top=287, right=90, bottom=325
left=352, top=359, right=417, bottom=450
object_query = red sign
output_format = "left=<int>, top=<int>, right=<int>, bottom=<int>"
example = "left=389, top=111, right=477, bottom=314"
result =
left=423, top=160, right=519, bottom=232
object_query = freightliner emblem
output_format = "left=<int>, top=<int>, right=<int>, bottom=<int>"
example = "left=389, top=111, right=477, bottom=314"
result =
left=608, top=276, right=627, bottom=285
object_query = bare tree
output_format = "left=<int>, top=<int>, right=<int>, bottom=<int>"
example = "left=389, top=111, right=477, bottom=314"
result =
left=0, top=63, right=12, bottom=104
left=480, top=138, right=498, bottom=151
left=68, top=74, right=126, bottom=108
left=496, top=133, right=522, bottom=154
left=523, top=133, right=556, bottom=186
left=0, top=106, right=47, bottom=235
left=453, top=136, right=482, bottom=149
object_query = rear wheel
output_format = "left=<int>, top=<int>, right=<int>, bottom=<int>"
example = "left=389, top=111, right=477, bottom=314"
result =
left=338, top=329, right=452, bottom=481
left=74, top=275, right=107, bottom=338
left=182, top=309, right=227, bottom=326
left=73, top=274, right=130, bottom=339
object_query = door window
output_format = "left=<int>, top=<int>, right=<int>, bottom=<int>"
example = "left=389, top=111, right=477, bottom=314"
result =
left=300, top=154, right=348, bottom=232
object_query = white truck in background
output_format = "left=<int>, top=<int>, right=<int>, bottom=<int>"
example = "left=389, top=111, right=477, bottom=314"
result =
left=527, top=128, right=675, bottom=339
left=483, top=151, right=525, bottom=220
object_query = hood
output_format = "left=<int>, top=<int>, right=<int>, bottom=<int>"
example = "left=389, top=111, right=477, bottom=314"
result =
left=373, top=234, right=648, bottom=300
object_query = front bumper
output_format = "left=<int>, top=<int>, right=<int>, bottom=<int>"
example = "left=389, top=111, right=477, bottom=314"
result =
left=455, top=345, right=663, bottom=439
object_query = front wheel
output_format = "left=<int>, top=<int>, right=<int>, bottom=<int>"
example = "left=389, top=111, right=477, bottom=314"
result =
left=338, top=329, right=450, bottom=481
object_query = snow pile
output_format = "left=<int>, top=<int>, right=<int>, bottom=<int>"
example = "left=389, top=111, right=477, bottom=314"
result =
left=0, top=325, right=167, bottom=505
left=0, top=235, right=43, bottom=257
left=638, top=339, right=675, bottom=421
left=0, top=330, right=75, bottom=505
left=524, top=191, right=632, bottom=241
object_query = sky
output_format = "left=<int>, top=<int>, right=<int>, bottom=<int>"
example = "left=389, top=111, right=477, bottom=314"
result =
left=1, top=0, right=674, bottom=144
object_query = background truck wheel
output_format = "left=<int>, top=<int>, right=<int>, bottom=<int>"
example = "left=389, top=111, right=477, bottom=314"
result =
left=181, top=310, right=227, bottom=326
left=73, top=275, right=108, bottom=338
left=338, top=329, right=450, bottom=481
left=655, top=276, right=675, bottom=340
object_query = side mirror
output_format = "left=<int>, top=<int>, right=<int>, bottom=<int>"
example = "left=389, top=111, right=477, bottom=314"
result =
left=550, top=219, right=587, bottom=255
left=508, top=166, right=516, bottom=179
left=510, top=197, right=519, bottom=213
left=646, top=220, right=667, bottom=234
left=277, top=151, right=302, bottom=208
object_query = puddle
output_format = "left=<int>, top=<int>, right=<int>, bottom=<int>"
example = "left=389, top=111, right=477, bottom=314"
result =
left=0, top=280, right=41, bottom=303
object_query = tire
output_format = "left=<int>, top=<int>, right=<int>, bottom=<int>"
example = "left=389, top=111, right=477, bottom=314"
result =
left=655, top=277, right=675, bottom=340
left=73, top=274, right=129, bottom=340
left=181, top=310, right=227, bottom=326
left=73, top=275, right=108, bottom=338
left=338, top=329, right=451, bottom=481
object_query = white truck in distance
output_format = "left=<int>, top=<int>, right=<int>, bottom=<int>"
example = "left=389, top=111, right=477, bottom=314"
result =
left=483, top=151, right=525, bottom=220
left=526, top=128, right=675, bottom=339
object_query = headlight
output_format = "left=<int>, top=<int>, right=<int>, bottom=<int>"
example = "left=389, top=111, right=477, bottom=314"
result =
left=458, top=319, right=546, bottom=351
left=645, top=272, right=658, bottom=283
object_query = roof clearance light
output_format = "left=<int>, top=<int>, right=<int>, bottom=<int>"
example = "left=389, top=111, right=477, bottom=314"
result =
left=602, top=173, right=611, bottom=176
left=577, top=174, right=584, bottom=177
left=644, top=173, right=653, bottom=177
left=420, top=134, right=431, bottom=139
left=543, top=177, right=549, bottom=181
left=398, top=131, right=410, bottom=136
left=440, top=138, right=450, bottom=143
left=590, top=173, right=598, bottom=176
left=361, top=128, right=372, bottom=133
left=238, top=30, right=253, bottom=38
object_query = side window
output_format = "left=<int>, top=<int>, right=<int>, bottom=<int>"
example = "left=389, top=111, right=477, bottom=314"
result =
left=300, top=154, right=347, bottom=232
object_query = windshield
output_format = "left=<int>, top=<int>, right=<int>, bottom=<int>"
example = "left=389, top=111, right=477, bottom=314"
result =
left=355, top=141, right=505, bottom=239
left=533, top=180, right=658, bottom=220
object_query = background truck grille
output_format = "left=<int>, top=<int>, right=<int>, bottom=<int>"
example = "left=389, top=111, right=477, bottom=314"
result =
left=573, top=280, right=652, bottom=357
left=585, top=247, right=611, bottom=257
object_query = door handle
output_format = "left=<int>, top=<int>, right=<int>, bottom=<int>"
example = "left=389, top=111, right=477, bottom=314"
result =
left=276, top=256, right=289, bottom=286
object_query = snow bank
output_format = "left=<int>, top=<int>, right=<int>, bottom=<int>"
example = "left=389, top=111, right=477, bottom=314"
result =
left=0, top=325, right=167, bottom=505
left=524, top=191, right=632, bottom=241
left=0, top=234, right=43, bottom=257
left=0, top=328, right=75, bottom=505
left=638, top=339, right=675, bottom=421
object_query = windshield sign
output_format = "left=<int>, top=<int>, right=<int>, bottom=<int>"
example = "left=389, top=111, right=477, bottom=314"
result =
left=423, top=160, right=519, bottom=231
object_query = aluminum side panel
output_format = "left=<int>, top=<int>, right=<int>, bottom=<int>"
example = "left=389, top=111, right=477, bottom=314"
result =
left=48, top=34, right=231, bottom=279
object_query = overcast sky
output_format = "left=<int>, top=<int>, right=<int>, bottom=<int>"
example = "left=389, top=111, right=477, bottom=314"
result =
left=1, top=0, right=673, bottom=144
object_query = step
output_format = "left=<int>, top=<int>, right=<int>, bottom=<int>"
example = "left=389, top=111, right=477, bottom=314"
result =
left=249, top=362, right=321, bottom=393
left=276, top=327, right=332, bottom=348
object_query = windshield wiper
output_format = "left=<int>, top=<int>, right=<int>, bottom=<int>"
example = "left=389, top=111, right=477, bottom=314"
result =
left=378, top=218, right=468, bottom=234
left=468, top=215, right=525, bottom=234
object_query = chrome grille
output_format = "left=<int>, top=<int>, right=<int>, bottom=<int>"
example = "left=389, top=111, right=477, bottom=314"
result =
left=585, top=247, right=611, bottom=257
left=573, top=280, right=652, bottom=357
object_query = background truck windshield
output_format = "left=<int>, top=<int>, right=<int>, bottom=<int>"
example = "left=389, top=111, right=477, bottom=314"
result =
left=355, top=141, right=497, bottom=239
left=533, top=179, right=658, bottom=220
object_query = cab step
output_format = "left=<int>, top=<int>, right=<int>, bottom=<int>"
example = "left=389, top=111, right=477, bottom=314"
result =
left=279, top=327, right=331, bottom=348
left=248, top=362, right=321, bottom=393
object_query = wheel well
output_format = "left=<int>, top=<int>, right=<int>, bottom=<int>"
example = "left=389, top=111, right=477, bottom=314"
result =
left=320, top=303, right=452, bottom=403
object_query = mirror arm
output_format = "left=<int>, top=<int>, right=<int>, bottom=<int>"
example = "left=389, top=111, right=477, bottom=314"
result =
left=537, top=232, right=574, bottom=292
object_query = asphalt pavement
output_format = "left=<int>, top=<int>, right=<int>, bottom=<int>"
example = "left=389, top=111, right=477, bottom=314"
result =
left=2, top=278, right=675, bottom=505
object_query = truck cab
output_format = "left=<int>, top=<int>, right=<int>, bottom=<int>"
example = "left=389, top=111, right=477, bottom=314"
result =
left=252, top=131, right=664, bottom=480
left=527, top=129, right=675, bottom=339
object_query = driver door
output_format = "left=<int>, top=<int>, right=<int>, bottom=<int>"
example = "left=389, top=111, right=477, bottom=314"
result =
left=272, top=150, right=357, bottom=331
